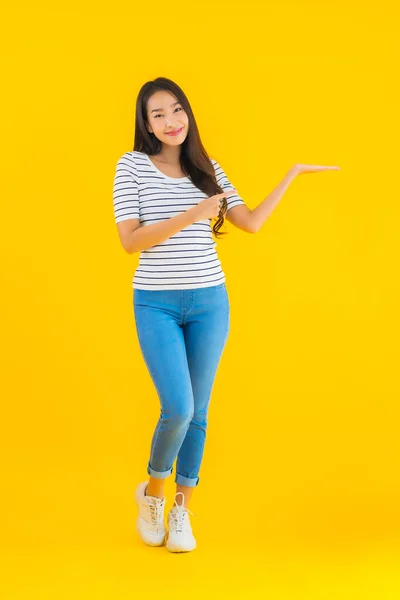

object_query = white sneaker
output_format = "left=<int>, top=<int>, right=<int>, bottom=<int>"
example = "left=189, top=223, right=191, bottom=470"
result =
left=166, top=491, right=197, bottom=553
left=135, top=481, right=167, bottom=546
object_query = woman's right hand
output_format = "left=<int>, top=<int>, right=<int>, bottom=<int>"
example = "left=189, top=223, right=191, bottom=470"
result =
left=195, top=189, right=237, bottom=220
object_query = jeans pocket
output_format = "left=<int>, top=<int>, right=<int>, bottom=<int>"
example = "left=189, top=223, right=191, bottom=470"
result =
left=133, top=288, right=151, bottom=307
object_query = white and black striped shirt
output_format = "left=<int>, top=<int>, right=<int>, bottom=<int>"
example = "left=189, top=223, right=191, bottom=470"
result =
left=112, top=150, right=245, bottom=290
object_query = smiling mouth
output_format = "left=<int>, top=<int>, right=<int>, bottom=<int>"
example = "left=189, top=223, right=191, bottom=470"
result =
left=166, top=127, right=183, bottom=136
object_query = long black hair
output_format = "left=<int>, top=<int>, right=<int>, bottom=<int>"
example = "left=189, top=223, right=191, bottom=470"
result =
left=133, top=77, right=229, bottom=238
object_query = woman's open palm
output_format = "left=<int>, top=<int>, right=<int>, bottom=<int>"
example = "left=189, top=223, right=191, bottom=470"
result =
left=291, top=164, right=341, bottom=176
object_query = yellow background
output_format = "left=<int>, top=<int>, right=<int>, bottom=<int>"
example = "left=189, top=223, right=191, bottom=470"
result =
left=1, top=0, right=399, bottom=597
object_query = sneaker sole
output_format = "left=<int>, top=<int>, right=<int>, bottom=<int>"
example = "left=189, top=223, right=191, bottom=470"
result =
left=136, top=519, right=167, bottom=546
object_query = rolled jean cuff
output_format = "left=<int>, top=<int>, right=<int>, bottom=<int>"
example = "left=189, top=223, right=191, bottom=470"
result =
left=147, top=462, right=173, bottom=479
left=175, top=472, right=199, bottom=487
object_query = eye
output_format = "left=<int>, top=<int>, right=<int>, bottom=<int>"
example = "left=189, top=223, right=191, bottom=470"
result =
left=154, top=107, right=183, bottom=119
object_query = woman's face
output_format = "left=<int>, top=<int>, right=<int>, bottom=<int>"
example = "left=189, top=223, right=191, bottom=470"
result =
left=146, top=90, right=189, bottom=146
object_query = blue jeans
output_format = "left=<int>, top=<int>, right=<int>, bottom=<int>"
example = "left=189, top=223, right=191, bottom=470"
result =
left=133, top=282, right=230, bottom=488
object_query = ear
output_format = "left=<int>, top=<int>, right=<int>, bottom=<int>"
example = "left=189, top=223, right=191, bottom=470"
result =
left=146, top=122, right=153, bottom=134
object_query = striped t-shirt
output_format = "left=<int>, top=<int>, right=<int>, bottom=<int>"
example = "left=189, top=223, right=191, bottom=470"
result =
left=112, top=150, right=245, bottom=290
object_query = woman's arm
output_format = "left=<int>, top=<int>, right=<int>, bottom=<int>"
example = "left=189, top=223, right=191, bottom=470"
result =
left=226, top=163, right=340, bottom=234
left=119, top=205, right=203, bottom=254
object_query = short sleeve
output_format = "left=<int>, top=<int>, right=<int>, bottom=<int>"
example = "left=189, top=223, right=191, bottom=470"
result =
left=113, top=152, right=140, bottom=223
left=211, top=158, right=246, bottom=213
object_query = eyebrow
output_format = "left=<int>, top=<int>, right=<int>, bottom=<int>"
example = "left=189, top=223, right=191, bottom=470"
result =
left=150, top=101, right=181, bottom=114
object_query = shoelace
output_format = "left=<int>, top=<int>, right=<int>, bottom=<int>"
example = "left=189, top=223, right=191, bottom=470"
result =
left=169, top=492, right=195, bottom=533
left=147, top=497, right=164, bottom=528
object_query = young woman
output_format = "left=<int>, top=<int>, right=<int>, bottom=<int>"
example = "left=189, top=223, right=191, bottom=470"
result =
left=113, top=77, right=339, bottom=553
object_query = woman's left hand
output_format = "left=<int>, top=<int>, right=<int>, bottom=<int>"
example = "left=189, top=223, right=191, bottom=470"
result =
left=289, top=164, right=341, bottom=176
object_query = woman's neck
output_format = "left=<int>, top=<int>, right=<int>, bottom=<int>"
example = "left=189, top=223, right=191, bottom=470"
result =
left=154, top=145, right=182, bottom=164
